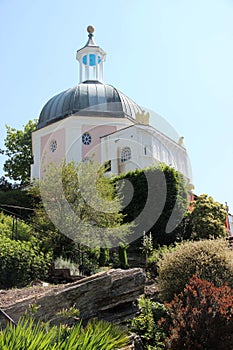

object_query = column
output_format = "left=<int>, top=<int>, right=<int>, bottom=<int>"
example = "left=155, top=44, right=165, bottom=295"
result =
left=79, top=56, right=83, bottom=83
left=111, top=158, right=118, bottom=175
left=100, top=61, right=104, bottom=82
left=95, top=54, right=99, bottom=80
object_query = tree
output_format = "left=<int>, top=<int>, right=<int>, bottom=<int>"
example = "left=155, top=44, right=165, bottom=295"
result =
left=32, top=160, right=132, bottom=253
left=0, top=187, right=37, bottom=220
left=0, top=176, right=15, bottom=191
left=1, top=119, right=37, bottom=186
left=177, top=194, right=227, bottom=241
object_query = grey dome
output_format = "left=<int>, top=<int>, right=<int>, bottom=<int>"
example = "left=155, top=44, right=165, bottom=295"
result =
left=37, top=80, right=142, bottom=129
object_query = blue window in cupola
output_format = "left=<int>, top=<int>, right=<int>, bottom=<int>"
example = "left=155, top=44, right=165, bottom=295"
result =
left=82, top=54, right=101, bottom=66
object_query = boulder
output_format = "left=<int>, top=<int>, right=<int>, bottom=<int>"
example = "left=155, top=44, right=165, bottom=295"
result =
left=0, top=268, right=145, bottom=327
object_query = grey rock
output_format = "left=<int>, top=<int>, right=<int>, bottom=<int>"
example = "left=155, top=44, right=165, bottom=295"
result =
left=1, top=268, right=145, bottom=327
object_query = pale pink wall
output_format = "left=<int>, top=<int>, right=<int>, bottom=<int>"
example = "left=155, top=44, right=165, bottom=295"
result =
left=40, top=128, right=66, bottom=176
left=82, top=125, right=116, bottom=162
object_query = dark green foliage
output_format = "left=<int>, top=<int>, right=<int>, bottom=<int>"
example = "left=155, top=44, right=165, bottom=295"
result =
left=176, top=194, right=227, bottom=241
left=99, top=247, right=109, bottom=267
left=114, top=165, right=188, bottom=247
left=118, top=244, right=129, bottom=269
left=0, top=317, right=129, bottom=349
left=1, top=119, right=37, bottom=186
left=0, top=188, right=37, bottom=220
left=0, top=235, right=52, bottom=288
left=157, top=239, right=233, bottom=301
left=0, top=211, right=33, bottom=241
left=31, top=195, right=101, bottom=275
left=165, top=276, right=233, bottom=349
left=130, top=296, right=170, bottom=349
left=191, top=194, right=227, bottom=239
left=148, top=245, right=176, bottom=278
left=78, top=245, right=100, bottom=276
left=0, top=176, right=18, bottom=191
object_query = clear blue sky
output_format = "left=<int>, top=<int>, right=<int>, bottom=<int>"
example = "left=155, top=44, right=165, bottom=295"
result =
left=1, top=0, right=232, bottom=212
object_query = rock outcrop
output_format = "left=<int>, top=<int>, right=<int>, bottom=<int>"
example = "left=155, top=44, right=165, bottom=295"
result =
left=0, top=268, right=145, bottom=327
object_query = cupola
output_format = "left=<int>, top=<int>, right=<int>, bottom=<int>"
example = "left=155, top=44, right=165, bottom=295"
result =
left=76, top=25, right=106, bottom=83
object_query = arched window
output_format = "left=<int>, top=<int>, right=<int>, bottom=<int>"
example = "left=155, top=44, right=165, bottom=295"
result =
left=120, top=147, right=131, bottom=163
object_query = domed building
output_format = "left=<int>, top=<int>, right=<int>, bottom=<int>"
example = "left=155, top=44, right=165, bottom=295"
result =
left=31, top=26, right=190, bottom=180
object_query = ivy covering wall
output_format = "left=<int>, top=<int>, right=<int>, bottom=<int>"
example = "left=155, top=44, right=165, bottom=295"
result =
left=114, top=164, right=188, bottom=247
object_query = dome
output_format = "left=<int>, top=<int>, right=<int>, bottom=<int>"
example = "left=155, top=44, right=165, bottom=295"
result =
left=37, top=80, right=142, bottom=129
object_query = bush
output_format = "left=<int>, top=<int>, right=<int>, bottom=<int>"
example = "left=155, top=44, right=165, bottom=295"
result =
left=157, top=239, right=233, bottom=301
left=54, top=256, right=80, bottom=275
left=0, top=317, right=129, bottom=350
left=0, top=235, right=52, bottom=288
left=148, top=245, right=176, bottom=278
left=99, top=247, right=110, bottom=267
left=0, top=188, right=37, bottom=220
left=164, top=275, right=233, bottom=349
left=130, top=296, right=170, bottom=349
left=118, top=244, right=129, bottom=269
left=0, top=211, right=32, bottom=241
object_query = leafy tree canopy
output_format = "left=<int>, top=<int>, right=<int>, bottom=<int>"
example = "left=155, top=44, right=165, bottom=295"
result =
left=177, top=194, right=227, bottom=241
left=0, top=176, right=19, bottom=191
left=32, top=161, right=132, bottom=251
left=1, top=119, right=37, bottom=186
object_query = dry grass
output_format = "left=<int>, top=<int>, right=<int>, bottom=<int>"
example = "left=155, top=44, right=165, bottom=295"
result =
left=0, top=282, right=66, bottom=308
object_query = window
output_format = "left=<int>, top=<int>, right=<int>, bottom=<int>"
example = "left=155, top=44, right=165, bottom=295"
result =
left=82, top=132, right=92, bottom=145
left=120, top=147, right=131, bottom=163
left=49, top=140, right=57, bottom=152
left=82, top=157, right=90, bottom=163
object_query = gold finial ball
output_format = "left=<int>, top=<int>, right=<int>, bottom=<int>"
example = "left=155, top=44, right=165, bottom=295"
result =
left=87, top=25, right=95, bottom=34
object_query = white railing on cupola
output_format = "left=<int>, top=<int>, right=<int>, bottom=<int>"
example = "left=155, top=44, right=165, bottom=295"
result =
left=76, top=25, right=106, bottom=83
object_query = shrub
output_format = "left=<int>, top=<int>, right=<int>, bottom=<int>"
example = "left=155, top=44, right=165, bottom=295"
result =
left=130, top=296, right=170, bottom=349
left=0, top=211, right=32, bottom=241
left=118, top=244, right=129, bottom=269
left=0, top=235, right=52, bottom=288
left=99, top=247, right=110, bottom=267
left=148, top=245, right=176, bottom=278
left=0, top=317, right=129, bottom=349
left=157, top=239, right=233, bottom=301
left=164, top=275, right=233, bottom=349
left=0, top=188, right=37, bottom=220
left=54, top=256, right=80, bottom=275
